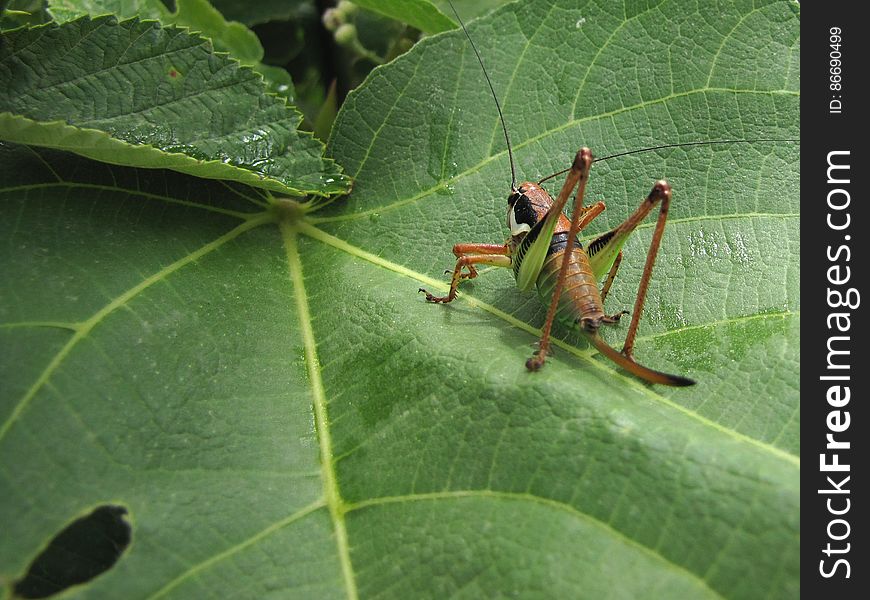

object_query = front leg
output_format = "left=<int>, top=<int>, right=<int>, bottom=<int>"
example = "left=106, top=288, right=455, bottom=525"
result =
left=451, top=243, right=508, bottom=280
left=420, top=243, right=510, bottom=303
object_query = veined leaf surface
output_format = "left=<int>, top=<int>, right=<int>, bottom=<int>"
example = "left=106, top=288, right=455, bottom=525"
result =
left=0, top=16, right=348, bottom=197
left=0, top=0, right=799, bottom=598
left=48, top=0, right=265, bottom=66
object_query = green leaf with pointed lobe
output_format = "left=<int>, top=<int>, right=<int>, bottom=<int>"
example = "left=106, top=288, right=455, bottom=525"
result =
left=47, top=1, right=298, bottom=104
left=0, top=0, right=799, bottom=598
left=351, top=0, right=456, bottom=34
left=48, top=0, right=265, bottom=65
left=0, top=16, right=348, bottom=197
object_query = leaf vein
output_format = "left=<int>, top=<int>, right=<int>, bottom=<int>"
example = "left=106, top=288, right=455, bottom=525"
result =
left=0, top=182, right=256, bottom=219
left=0, top=215, right=271, bottom=444
left=484, top=2, right=556, bottom=155
left=298, top=221, right=799, bottom=468
left=346, top=490, right=727, bottom=600
left=312, top=89, right=798, bottom=225
left=279, top=224, right=359, bottom=600
left=350, top=57, right=425, bottom=180
left=703, top=5, right=763, bottom=88
left=146, top=500, right=327, bottom=600
left=629, top=309, right=798, bottom=345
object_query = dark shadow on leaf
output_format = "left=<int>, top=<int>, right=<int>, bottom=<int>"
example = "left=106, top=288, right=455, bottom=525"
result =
left=14, top=505, right=131, bottom=599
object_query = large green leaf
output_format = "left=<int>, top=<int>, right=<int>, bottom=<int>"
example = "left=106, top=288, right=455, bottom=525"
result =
left=0, top=16, right=347, bottom=197
left=0, top=0, right=799, bottom=598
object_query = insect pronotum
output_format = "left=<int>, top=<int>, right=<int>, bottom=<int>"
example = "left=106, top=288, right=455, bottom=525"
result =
left=419, top=2, right=703, bottom=385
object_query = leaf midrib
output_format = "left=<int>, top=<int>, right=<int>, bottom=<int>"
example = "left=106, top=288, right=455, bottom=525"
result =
left=280, top=222, right=359, bottom=600
left=0, top=207, right=799, bottom=466
left=295, top=220, right=799, bottom=468
left=1, top=202, right=796, bottom=597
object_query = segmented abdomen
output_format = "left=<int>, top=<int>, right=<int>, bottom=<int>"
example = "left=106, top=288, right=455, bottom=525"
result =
left=535, top=240, right=604, bottom=329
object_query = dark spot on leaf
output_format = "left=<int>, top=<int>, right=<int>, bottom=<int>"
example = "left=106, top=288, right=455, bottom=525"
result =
left=13, top=505, right=131, bottom=599
left=169, top=69, right=178, bottom=78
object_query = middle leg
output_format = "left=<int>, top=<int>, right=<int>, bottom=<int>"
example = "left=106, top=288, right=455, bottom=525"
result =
left=451, top=243, right=509, bottom=280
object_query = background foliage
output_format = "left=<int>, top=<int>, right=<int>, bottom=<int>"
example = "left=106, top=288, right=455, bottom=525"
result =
left=1, top=0, right=799, bottom=598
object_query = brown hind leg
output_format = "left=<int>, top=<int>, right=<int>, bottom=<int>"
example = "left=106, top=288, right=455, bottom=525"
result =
left=620, top=181, right=672, bottom=361
left=526, top=149, right=594, bottom=371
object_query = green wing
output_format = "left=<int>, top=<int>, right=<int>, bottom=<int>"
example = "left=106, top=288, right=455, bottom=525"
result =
left=513, top=207, right=561, bottom=292
left=514, top=207, right=637, bottom=291
left=587, top=228, right=630, bottom=280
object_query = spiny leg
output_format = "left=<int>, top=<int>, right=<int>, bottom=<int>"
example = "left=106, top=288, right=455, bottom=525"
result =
left=420, top=244, right=510, bottom=303
left=575, top=200, right=606, bottom=232
left=526, top=148, right=593, bottom=371
left=421, top=255, right=511, bottom=303
left=599, top=250, right=623, bottom=304
left=620, top=181, right=672, bottom=360
left=451, top=243, right=508, bottom=280
left=602, top=309, right=629, bottom=324
left=598, top=250, right=629, bottom=322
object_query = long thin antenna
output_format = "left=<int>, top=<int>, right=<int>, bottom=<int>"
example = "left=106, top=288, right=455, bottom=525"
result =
left=447, top=0, right=518, bottom=191
left=594, top=138, right=799, bottom=162
left=536, top=138, right=800, bottom=184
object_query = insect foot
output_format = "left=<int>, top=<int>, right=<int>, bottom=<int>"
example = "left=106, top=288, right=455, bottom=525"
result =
left=526, top=339, right=556, bottom=370
left=603, top=310, right=630, bottom=324
left=525, top=354, right=545, bottom=371
left=418, top=288, right=451, bottom=303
